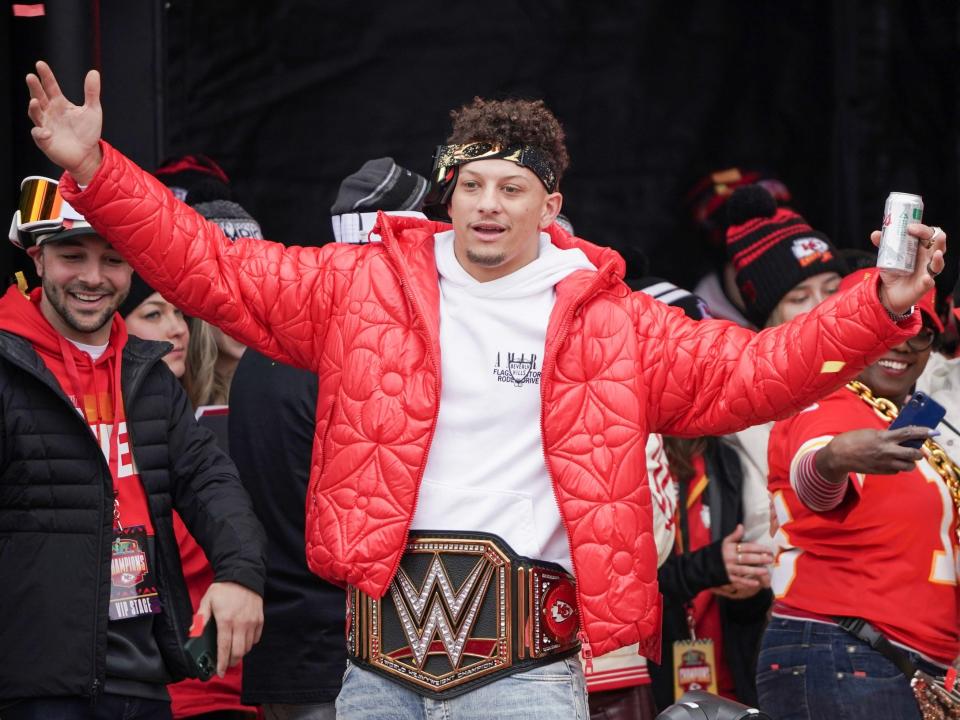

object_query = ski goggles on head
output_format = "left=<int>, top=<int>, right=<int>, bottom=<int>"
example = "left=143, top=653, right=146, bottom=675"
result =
left=8, top=176, right=89, bottom=249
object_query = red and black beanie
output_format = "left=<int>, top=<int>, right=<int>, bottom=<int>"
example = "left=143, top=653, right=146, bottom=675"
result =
left=726, top=185, right=848, bottom=326
left=686, top=167, right=792, bottom=246
left=153, top=154, right=232, bottom=205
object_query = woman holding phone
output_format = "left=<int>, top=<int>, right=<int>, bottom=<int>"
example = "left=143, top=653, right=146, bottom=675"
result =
left=758, top=267, right=960, bottom=720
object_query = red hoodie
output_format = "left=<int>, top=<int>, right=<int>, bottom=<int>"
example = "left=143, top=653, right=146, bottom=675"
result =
left=0, top=286, right=153, bottom=532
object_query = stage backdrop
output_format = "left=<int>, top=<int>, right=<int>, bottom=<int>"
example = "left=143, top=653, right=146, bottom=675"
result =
left=4, top=0, right=958, bottom=297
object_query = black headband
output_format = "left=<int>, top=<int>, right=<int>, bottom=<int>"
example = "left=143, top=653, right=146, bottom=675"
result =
left=428, top=142, right=558, bottom=206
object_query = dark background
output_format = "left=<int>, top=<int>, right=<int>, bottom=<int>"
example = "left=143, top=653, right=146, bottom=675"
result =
left=3, top=0, right=958, bottom=296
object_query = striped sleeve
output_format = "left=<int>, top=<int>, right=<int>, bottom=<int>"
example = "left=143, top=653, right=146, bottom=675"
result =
left=790, top=441, right=859, bottom=512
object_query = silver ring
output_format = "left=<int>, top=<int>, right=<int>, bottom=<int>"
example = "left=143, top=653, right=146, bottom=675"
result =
left=922, top=226, right=942, bottom=249
left=927, top=260, right=941, bottom=278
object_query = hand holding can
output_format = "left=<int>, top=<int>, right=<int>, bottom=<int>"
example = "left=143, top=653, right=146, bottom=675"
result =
left=876, top=192, right=924, bottom=275
left=870, top=208, right=947, bottom=317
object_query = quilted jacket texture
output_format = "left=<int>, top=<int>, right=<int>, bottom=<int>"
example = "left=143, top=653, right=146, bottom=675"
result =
left=63, top=142, right=916, bottom=658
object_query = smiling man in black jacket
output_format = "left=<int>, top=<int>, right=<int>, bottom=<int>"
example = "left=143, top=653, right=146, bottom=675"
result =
left=0, top=181, right=266, bottom=720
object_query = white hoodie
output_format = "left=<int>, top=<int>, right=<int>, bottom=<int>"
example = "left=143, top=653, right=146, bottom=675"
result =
left=410, top=230, right=595, bottom=572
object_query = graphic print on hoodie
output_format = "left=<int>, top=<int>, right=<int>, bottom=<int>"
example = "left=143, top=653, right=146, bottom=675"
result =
left=0, top=285, right=171, bottom=697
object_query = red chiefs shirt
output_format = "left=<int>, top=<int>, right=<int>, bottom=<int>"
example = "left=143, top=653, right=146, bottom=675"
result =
left=76, top=385, right=154, bottom=534
left=768, top=387, right=960, bottom=664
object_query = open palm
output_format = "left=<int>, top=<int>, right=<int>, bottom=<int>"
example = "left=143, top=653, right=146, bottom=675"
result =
left=26, top=61, right=103, bottom=184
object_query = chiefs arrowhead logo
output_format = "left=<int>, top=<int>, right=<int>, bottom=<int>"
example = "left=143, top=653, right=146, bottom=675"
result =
left=542, top=578, right=578, bottom=642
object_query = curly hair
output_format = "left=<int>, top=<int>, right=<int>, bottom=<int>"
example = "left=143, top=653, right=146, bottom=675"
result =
left=447, top=97, right=570, bottom=184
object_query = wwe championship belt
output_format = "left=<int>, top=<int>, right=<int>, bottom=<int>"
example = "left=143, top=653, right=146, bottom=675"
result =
left=347, top=531, right=581, bottom=699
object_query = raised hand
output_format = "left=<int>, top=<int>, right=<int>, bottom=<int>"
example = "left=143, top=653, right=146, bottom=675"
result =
left=871, top=223, right=947, bottom=315
left=26, top=60, right=103, bottom=184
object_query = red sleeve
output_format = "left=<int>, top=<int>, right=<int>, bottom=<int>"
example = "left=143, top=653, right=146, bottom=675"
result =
left=60, top=141, right=359, bottom=372
left=637, top=272, right=918, bottom=438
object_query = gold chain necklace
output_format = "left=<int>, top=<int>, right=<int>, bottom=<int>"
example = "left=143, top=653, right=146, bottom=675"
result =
left=846, top=380, right=960, bottom=540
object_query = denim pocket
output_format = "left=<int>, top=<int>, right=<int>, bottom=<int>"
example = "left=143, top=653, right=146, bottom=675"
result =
left=840, top=643, right=905, bottom=680
left=756, top=664, right=809, bottom=720
left=758, top=643, right=820, bottom=671
left=472, top=658, right=587, bottom=719
left=830, top=643, right=920, bottom=717
left=513, top=658, right=575, bottom=683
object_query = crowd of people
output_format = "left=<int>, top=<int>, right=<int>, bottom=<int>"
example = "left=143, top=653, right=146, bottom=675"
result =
left=0, top=59, right=956, bottom=720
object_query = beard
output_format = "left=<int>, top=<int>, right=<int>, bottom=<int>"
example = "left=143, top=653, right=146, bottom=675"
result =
left=43, top=278, right=125, bottom=337
left=465, top=247, right=507, bottom=267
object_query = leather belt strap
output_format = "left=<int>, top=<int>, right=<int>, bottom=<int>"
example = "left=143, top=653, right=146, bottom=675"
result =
left=347, top=530, right=581, bottom=699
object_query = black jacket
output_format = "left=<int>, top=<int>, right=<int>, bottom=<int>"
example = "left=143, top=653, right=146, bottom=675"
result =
left=650, top=437, right=772, bottom=710
left=229, top=349, right=346, bottom=705
left=0, top=330, right=266, bottom=701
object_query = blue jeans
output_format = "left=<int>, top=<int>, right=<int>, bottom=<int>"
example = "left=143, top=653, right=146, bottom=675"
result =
left=0, top=693, right=171, bottom=720
left=263, top=703, right=336, bottom=720
left=756, top=617, right=943, bottom=720
left=335, top=658, right=588, bottom=719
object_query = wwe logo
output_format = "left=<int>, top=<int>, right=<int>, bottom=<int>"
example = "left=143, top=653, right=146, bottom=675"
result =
left=391, top=555, right=495, bottom=668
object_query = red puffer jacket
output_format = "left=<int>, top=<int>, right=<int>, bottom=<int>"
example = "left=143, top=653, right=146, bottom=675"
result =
left=63, top=142, right=916, bottom=658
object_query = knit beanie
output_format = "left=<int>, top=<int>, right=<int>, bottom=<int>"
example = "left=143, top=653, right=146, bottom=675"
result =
left=192, top=200, right=263, bottom=242
left=118, top=272, right=158, bottom=318
left=629, top=276, right=713, bottom=321
left=687, top=167, right=792, bottom=247
left=726, top=186, right=848, bottom=326
left=153, top=155, right=233, bottom=205
left=330, top=158, right=429, bottom=215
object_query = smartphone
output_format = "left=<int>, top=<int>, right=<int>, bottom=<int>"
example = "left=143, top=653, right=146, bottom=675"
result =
left=184, top=613, right=218, bottom=681
left=888, top=392, right=946, bottom=448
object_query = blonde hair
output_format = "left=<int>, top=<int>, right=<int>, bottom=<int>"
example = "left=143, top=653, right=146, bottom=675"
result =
left=183, top=318, right=231, bottom=408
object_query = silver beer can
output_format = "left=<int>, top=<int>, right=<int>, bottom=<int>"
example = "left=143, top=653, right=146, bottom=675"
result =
left=877, top=192, right=924, bottom=274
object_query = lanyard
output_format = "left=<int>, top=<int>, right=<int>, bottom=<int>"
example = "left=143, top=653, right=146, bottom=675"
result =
left=675, top=472, right=711, bottom=641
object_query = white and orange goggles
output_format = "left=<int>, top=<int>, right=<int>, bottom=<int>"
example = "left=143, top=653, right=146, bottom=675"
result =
left=8, top=176, right=93, bottom=249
